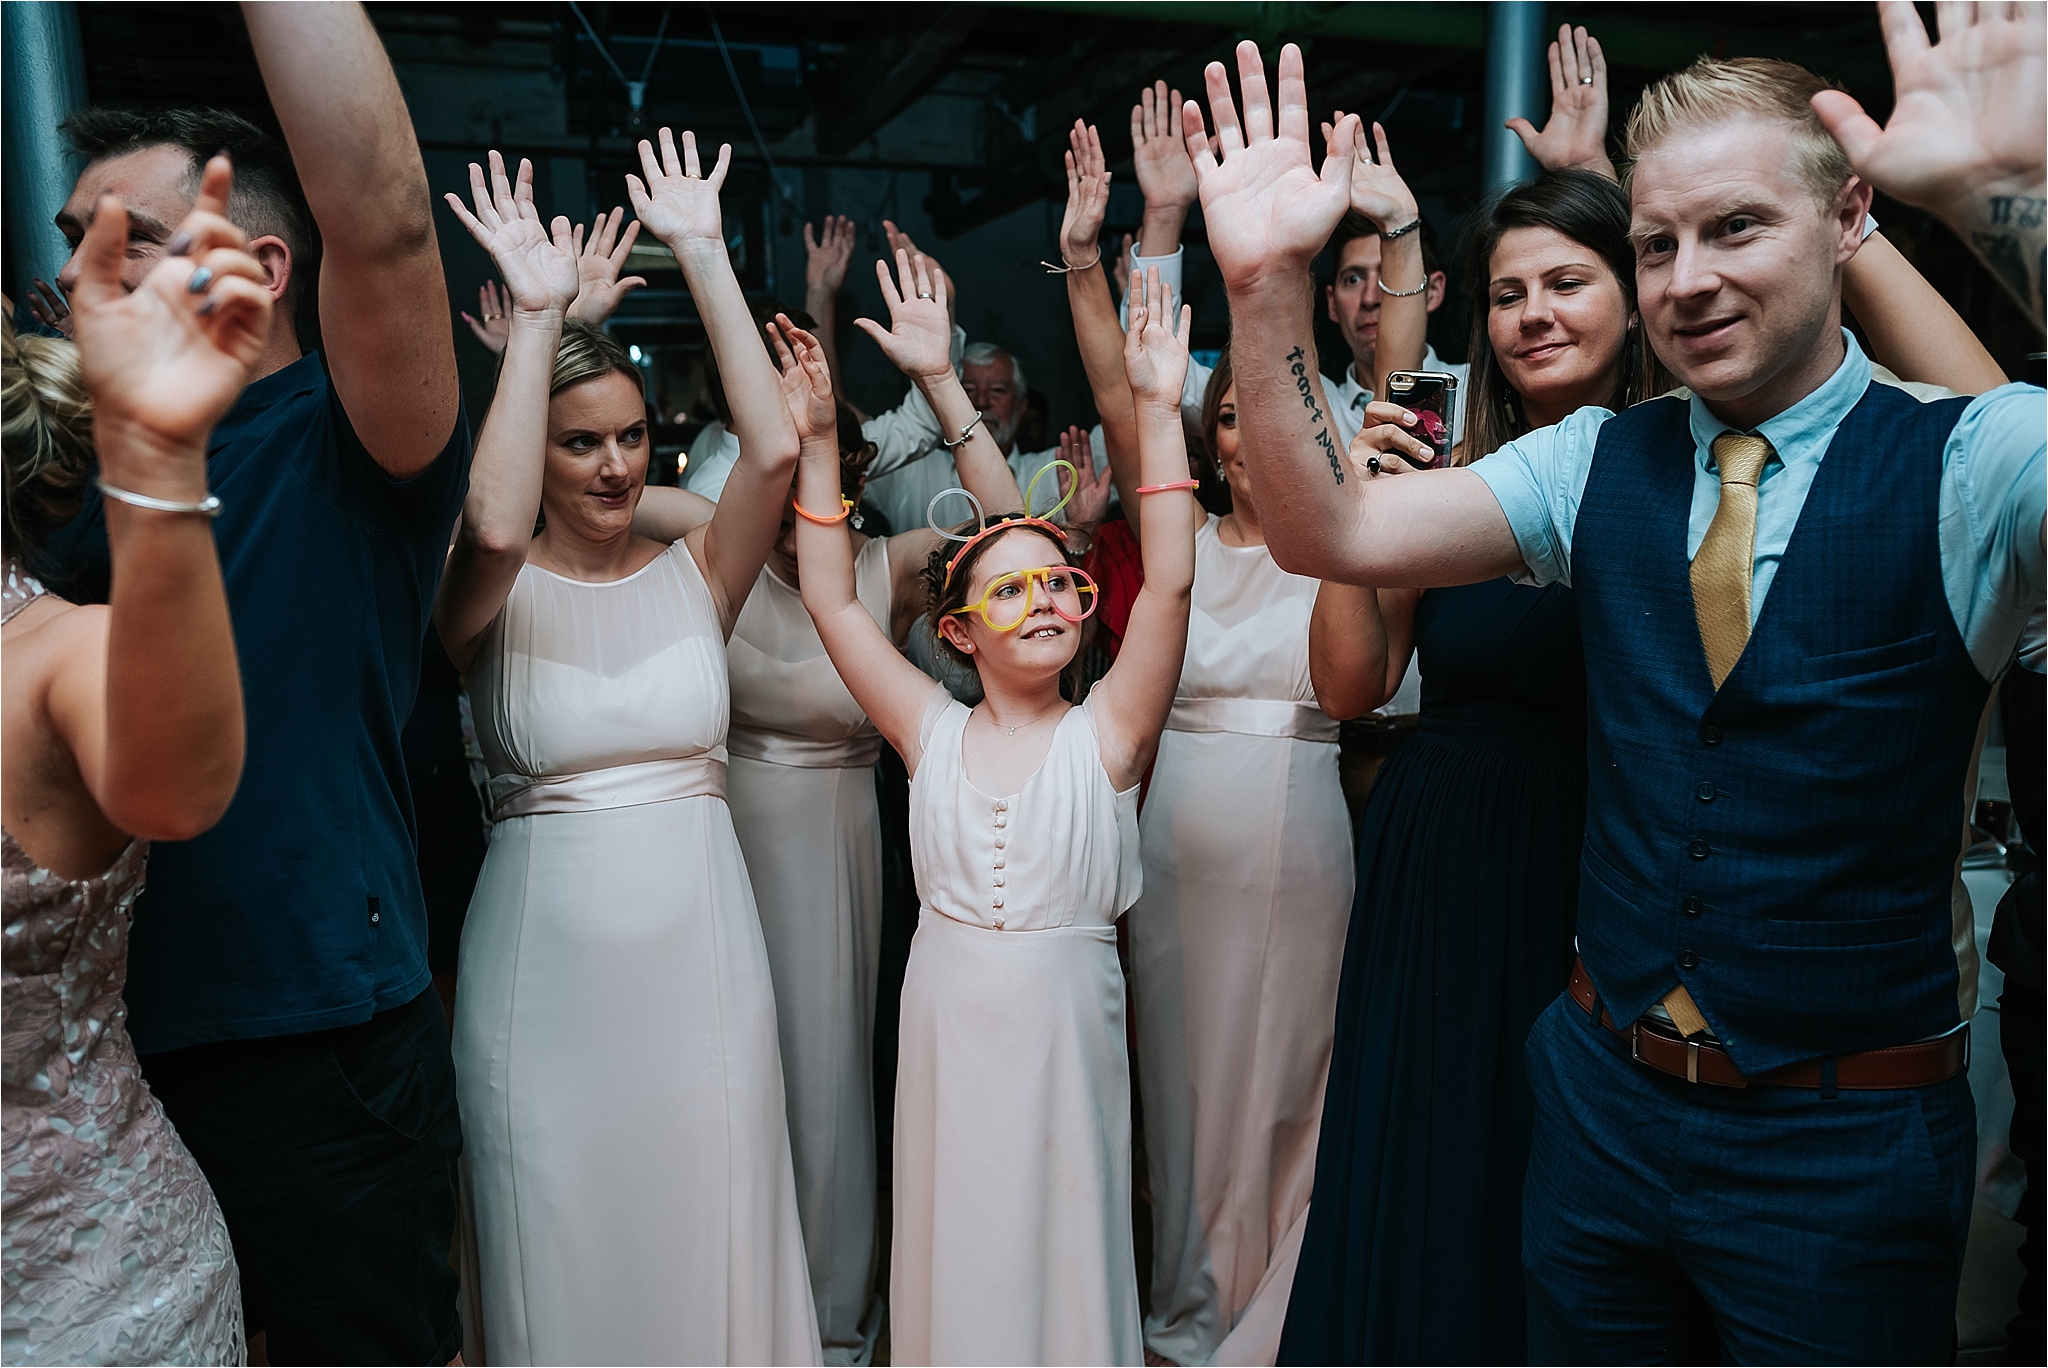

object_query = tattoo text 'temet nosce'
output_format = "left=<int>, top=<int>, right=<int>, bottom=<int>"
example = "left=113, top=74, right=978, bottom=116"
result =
left=1288, top=346, right=1343, bottom=484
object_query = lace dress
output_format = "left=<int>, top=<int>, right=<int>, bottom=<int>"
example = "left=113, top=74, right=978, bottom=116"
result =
left=1, top=563, right=245, bottom=1366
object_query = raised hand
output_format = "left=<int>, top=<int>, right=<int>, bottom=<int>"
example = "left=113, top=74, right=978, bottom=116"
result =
left=71, top=155, right=273, bottom=457
left=805, top=214, right=856, bottom=297
left=1062, top=120, right=1112, bottom=269
left=461, top=280, right=511, bottom=355
left=1816, top=1, right=2045, bottom=209
left=25, top=277, right=72, bottom=338
left=853, top=248, right=953, bottom=381
left=1323, top=117, right=1419, bottom=231
left=1185, top=42, right=1359, bottom=290
left=884, top=219, right=958, bottom=323
left=1110, top=231, right=1135, bottom=302
left=568, top=206, right=649, bottom=326
left=1123, top=266, right=1192, bottom=409
left=1132, top=80, right=1198, bottom=212
left=442, top=152, right=578, bottom=315
left=626, top=128, right=731, bottom=252
left=1505, top=25, right=1615, bottom=178
left=1057, top=427, right=1112, bottom=526
left=766, top=314, right=837, bottom=446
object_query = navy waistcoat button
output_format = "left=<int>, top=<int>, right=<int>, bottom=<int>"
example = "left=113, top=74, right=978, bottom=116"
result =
left=1701, top=725, right=1722, bottom=746
left=1682, top=895, right=1704, bottom=914
left=1678, top=951, right=1699, bottom=970
left=1687, top=838, right=1710, bottom=859
left=1696, top=782, right=1716, bottom=801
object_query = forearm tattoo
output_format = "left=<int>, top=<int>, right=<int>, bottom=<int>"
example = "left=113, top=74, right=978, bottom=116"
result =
left=1287, top=345, right=1343, bottom=484
left=1973, top=194, right=2046, bottom=327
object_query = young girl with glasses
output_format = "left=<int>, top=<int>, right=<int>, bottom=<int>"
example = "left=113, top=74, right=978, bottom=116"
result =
left=791, top=270, right=1198, bottom=1367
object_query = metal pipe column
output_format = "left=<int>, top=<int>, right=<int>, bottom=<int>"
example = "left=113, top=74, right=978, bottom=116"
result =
left=1481, top=1, right=1549, bottom=194
left=4, top=1, right=89, bottom=300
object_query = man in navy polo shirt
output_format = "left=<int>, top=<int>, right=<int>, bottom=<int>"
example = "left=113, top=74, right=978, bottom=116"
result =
left=1186, top=6, right=2043, bottom=1363
left=39, top=4, right=469, bottom=1361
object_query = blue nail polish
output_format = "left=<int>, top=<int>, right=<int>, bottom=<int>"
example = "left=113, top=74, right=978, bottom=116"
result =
left=186, top=266, right=213, bottom=293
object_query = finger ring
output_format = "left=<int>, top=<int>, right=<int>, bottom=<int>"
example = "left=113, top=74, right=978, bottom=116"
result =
left=1579, top=76, right=1596, bottom=85
left=918, top=291, right=933, bottom=299
left=1366, top=455, right=1382, bottom=474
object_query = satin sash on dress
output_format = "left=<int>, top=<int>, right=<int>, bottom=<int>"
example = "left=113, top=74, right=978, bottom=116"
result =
left=489, top=752, right=729, bottom=820
left=726, top=729, right=882, bottom=771
left=1166, top=696, right=1340, bottom=744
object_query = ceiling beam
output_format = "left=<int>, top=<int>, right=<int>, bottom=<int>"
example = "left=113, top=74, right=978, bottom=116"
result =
left=812, top=4, right=985, bottom=156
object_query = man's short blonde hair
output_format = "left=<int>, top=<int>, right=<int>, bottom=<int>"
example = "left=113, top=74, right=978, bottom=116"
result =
left=1622, top=57, right=1854, bottom=210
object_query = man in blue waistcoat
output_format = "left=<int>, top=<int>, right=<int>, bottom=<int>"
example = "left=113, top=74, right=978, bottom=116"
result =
left=1186, top=4, right=2044, bottom=1361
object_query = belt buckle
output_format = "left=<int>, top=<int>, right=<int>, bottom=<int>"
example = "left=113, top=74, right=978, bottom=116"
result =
left=1629, top=1021, right=1643, bottom=1064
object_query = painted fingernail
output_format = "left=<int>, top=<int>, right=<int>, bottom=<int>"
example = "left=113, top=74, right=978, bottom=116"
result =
left=186, top=265, right=214, bottom=293
left=196, top=295, right=218, bottom=316
left=168, top=232, right=194, bottom=257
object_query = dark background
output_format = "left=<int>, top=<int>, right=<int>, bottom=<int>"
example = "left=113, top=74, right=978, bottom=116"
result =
left=21, top=1, right=2041, bottom=471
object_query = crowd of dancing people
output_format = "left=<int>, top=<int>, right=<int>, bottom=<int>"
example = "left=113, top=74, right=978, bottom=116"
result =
left=3, top=2, right=2045, bottom=1365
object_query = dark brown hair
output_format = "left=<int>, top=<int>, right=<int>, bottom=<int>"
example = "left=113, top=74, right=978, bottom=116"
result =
left=920, top=518, right=1076, bottom=669
left=835, top=398, right=877, bottom=502
left=1458, top=169, right=1665, bottom=464
left=62, top=106, right=316, bottom=309
left=1194, top=345, right=1235, bottom=515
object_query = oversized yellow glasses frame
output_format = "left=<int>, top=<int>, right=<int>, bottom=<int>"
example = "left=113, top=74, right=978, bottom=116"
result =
left=946, top=565, right=1100, bottom=632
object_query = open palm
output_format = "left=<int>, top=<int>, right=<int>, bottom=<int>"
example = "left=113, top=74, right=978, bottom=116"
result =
left=1325, top=118, right=1417, bottom=230
left=1505, top=25, right=1614, bottom=178
left=72, top=158, right=271, bottom=450
left=1187, top=42, right=1358, bottom=289
left=1132, top=81, right=1198, bottom=211
left=627, top=128, right=730, bottom=249
left=1062, top=121, right=1112, bottom=266
left=767, top=316, right=837, bottom=443
left=1123, top=268, right=1190, bottom=407
left=568, top=206, right=648, bottom=325
left=854, top=249, right=953, bottom=381
left=443, top=152, right=577, bottom=314
left=1814, top=1, right=2045, bottom=211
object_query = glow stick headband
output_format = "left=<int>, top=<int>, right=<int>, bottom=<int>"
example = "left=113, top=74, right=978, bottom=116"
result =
left=928, top=459, right=1078, bottom=586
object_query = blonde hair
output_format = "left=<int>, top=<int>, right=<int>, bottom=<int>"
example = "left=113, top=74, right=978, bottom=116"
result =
left=2, top=318, right=93, bottom=560
left=1621, top=57, right=1853, bottom=210
left=551, top=319, right=645, bottom=398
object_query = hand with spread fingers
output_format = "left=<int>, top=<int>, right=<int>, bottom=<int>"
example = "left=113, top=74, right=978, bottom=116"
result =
left=1185, top=41, right=1360, bottom=289
left=568, top=206, right=649, bottom=326
left=462, top=280, right=512, bottom=355
left=1813, top=0, right=2045, bottom=323
left=883, top=219, right=958, bottom=326
left=854, top=248, right=953, bottom=382
left=441, top=151, right=579, bottom=318
left=72, top=153, right=274, bottom=462
left=1134, top=79, right=1199, bottom=210
left=1062, top=120, right=1113, bottom=271
left=626, top=128, right=732, bottom=254
left=1323, top=116, right=1420, bottom=233
left=805, top=214, right=856, bottom=299
left=1057, top=427, right=1112, bottom=528
left=1506, top=24, right=1616, bottom=179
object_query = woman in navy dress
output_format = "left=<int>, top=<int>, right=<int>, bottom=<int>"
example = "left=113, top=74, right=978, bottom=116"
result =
left=1281, top=168, right=1648, bottom=1364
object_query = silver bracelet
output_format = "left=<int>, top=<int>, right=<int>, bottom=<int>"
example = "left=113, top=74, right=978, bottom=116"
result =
left=939, top=410, right=985, bottom=449
left=1378, top=218, right=1422, bottom=240
left=1379, top=275, right=1428, bottom=298
left=97, top=477, right=222, bottom=517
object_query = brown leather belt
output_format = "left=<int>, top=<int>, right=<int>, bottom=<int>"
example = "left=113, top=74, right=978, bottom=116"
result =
left=1568, top=957, right=1968, bottom=1090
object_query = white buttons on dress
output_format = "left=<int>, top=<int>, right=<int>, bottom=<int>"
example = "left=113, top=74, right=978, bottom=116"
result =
left=993, top=874, right=1005, bottom=887
left=993, top=856, right=1005, bottom=869
left=994, top=836, right=1006, bottom=849
left=992, top=895, right=1004, bottom=909
left=993, top=918, right=1005, bottom=930
left=995, top=799, right=1008, bottom=812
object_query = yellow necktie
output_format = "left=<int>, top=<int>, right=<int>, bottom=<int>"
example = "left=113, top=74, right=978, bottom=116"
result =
left=1660, top=433, right=1774, bottom=1041
left=1690, top=433, right=1774, bottom=690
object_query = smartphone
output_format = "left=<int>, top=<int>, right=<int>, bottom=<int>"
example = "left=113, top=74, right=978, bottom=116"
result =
left=1385, top=370, right=1459, bottom=466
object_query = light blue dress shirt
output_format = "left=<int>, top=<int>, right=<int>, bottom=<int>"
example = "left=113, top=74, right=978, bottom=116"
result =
left=1470, top=331, right=2046, bottom=679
